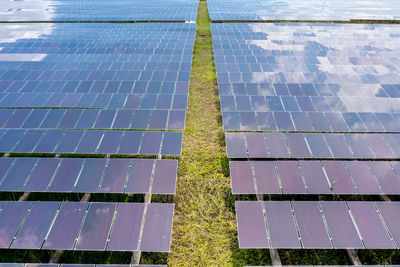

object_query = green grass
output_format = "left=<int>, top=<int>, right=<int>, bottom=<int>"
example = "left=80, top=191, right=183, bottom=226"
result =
left=166, top=1, right=239, bottom=265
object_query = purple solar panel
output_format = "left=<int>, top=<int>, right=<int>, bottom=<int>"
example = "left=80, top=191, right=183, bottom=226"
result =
left=323, top=161, right=356, bottom=194
left=75, top=202, right=117, bottom=250
left=140, top=203, right=174, bottom=252
left=33, top=130, right=63, bottom=153
left=276, top=161, right=306, bottom=194
left=348, top=202, right=394, bottom=249
left=368, top=161, right=400, bottom=195
left=161, top=132, right=182, bottom=156
left=257, top=112, right=276, bottom=131
left=291, top=112, right=314, bottom=131
left=363, top=134, right=395, bottom=158
left=325, top=113, right=349, bottom=132
left=324, top=134, right=353, bottom=159
left=230, top=161, right=254, bottom=194
left=344, top=134, right=374, bottom=158
left=239, top=112, right=258, bottom=131
left=320, top=201, right=363, bottom=249
left=140, top=132, right=162, bottom=155
left=97, top=131, right=122, bottom=154
left=265, top=133, right=290, bottom=158
left=118, top=131, right=142, bottom=155
left=0, top=201, right=31, bottom=248
left=345, top=161, right=382, bottom=194
left=43, top=202, right=88, bottom=250
left=235, top=201, right=268, bottom=248
left=382, top=134, right=400, bottom=158
left=304, top=134, right=332, bottom=158
left=113, top=110, right=132, bottom=129
left=107, top=203, right=144, bottom=251
left=152, top=160, right=178, bottom=194
left=12, top=202, right=59, bottom=249
left=75, top=130, right=103, bottom=154
left=48, top=159, right=84, bottom=192
left=245, top=133, right=268, bottom=158
left=292, top=202, right=331, bottom=248
left=23, top=158, right=60, bottom=192
left=54, top=130, right=83, bottom=153
left=125, top=159, right=153, bottom=194
left=74, top=158, right=107, bottom=193
left=376, top=202, right=400, bottom=248
left=168, top=110, right=186, bottom=130
left=226, top=133, right=247, bottom=158
left=298, top=161, right=331, bottom=194
left=0, top=158, right=36, bottom=191
left=264, top=201, right=301, bottom=248
left=253, top=161, right=281, bottom=194
left=99, top=159, right=130, bottom=193
left=149, top=110, right=168, bottom=129
left=285, top=133, right=311, bottom=158
left=13, top=130, right=44, bottom=153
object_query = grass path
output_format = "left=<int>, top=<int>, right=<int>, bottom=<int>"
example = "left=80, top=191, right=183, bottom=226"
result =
left=167, top=1, right=238, bottom=265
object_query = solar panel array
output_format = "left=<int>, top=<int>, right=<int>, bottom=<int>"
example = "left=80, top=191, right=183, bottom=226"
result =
left=0, top=158, right=177, bottom=194
left=0, top=0, right=199, bottom=21
left=0, top=1, right=196, bottom=261
left=236, top=201, right=400, bottom=249
left=207, top=0, right=400, bottom=21
left=0, top=201, right=174, bottom=251
left=212, top=21, right=400, bottom=257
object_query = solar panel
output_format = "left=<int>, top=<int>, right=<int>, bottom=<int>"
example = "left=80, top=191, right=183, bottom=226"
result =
left=207, top=0, right=400, bottom=21
left=236, top=201, right=400, bottom=249
left=225, top=133, right=398, bottom=159
left=0, top=158, right=178, bottom=194
left=0, top=201, right=174, bottom=252
left=230, top=160, right=400, bottom=195
left=0, top=129, right=182, bottom=155
left=0, top=94, right=188, bottom=110
left=0, top=0, right=199, bottom=21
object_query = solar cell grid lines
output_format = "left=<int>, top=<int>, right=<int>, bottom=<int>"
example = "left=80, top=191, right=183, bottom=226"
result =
left=0, top=109, right=186, bottom=130
left=0, top=158, right=178, bottom=194
left=207, top=0, right=400, bottom=21
left=0, top=129, right=183, bottom=155
left=225, top=132, right=400, bottom=159
left=0, top=201, right=174, bottom=252
left=0, top=0, right=199, bottom=21
left=236, top=201, right=400, bottom=249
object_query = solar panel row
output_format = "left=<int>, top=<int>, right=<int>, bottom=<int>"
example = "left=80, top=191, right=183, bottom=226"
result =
left=230, top=161, right=400, bottom=195
left=226, top=132, right=399, bottom=159
left=218, top=83, right=400, bottom=98
left=0, top=158, right=177, bottom=194
left=0, top=81, right=190, bottom=94
left=0, top=109, right=185, bottom=130
left=223, top=111, right=400, bottom=132
left=0, top=93, right=188, bottom=109
left=0, top=201, right=174, bottom=252
left=0, top=129, right=182, bottom=155
left=220, top=95, right=400, bottom=113
left=236, top=201, right=400, bottom=249
left=207, top=0, right=400, bottom=21
left=0, top=265, right=165, bottom=267
left=0, top=0, right=199, bottom=21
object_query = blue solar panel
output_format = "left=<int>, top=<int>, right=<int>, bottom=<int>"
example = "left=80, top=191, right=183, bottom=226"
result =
left=0, top=109, right=186, bottom=130
left=0, top=129, right=182, bottom=155
left=0, top=0, right=199, bottom=21
left=213, top=23, right=400, bottom=134
left=208, top=0, right=400, bottom=21
left=0, top=23, right=195, bottom=96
